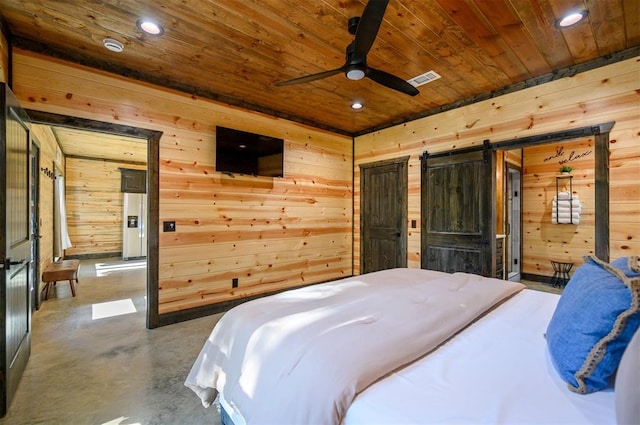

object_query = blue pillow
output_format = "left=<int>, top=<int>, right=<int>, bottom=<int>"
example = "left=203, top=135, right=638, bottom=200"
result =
left=546, top=255, right=640, bottom=394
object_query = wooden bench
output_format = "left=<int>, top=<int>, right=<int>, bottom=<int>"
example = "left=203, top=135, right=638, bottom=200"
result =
left=42, top=259, right=80, bottom=300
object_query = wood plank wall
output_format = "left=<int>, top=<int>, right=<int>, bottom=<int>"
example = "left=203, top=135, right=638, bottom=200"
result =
left=65, top=157, right=146, bottom=258
left=354, top=56, right=640, bottom=276
left=11, top=49, right=353, bottom=315
left=29, top=124, right=62, bottom=294
left=522, top=139, right=595, bottom=276
left=159, top=134, right=352, bottom=313
left=505, top=149, right=523, bottom=167
left=0, top=28, right=8, bottom=84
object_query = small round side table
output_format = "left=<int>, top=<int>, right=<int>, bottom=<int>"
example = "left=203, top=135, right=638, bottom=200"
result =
left=550, top=260, right=573, bottom=288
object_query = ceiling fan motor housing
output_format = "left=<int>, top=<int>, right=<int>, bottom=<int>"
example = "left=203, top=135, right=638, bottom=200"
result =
left=345, top=42, right=366, bottom=80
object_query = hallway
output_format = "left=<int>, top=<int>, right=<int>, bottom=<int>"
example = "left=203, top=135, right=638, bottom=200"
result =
left=0, top=258, right=222, bottom=425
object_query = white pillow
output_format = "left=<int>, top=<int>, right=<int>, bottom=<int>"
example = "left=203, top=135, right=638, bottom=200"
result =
left=615, top=327, right=640, bottom=424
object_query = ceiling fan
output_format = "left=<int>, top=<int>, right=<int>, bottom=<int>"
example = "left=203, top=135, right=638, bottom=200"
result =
left=275, top=0, right=419, bottom=97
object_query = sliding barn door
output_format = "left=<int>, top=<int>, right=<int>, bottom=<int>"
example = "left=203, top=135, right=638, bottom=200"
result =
left=421, top=144, right=495, bottom=276
left=360, top=156, right=408, bottom=274
left=0, top=84, right=32, bottom=416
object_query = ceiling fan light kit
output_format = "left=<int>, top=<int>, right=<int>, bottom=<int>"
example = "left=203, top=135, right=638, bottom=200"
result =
left=346, top=66, right=366, bottom=81
left=276, top=0, right=419, bottom=97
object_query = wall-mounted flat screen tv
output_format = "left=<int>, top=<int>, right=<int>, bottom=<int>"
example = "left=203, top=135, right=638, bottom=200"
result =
left=215, top=126, right=284, bottom=177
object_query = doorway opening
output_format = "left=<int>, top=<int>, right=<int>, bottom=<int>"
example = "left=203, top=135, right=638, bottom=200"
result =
left=26, top=109, right=162, bottom=328
left=493, top=122, right=612, bottom=286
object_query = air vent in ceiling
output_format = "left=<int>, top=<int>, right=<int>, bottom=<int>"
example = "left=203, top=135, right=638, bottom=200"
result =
left=103, top=38, right=124, bottom=53
left=407, top=70, right=441, bottom=88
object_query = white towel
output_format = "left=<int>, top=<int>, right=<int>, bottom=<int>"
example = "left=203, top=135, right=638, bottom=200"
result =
left=553, top=206, right=582, bottom=214
left=553, top=212, right=581, bottom=220
left=552, top=191, right=581, bottom=224
left=553, top=216, right=580, bottom=225
left=553, top=193, right=579, bottom=199
left=552, top=199, right=581, bottom=208
left=555, top=191, right=573, bottom=200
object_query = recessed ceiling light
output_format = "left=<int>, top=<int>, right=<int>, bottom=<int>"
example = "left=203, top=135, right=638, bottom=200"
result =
left=137, top=19, right=164, bottom=36
left=555, top=10, right=588, bottom=28
left=351, top=102, right=363, bottom=110
left=102, top=38, right=124, bottom=53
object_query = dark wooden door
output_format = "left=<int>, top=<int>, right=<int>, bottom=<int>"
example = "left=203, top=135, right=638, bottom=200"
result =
left=360, top=156, right=408, bottom=274
left=421, top=144, right=495, bottom=276
left=0, top=84, right=32, bottom=416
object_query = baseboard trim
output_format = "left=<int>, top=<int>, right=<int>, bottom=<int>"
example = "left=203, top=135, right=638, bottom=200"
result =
left=521, top=272, right=554, bottom=284
left=64, top=252, right=122, bottom=260
left=155, top=275, right=353, bottom=327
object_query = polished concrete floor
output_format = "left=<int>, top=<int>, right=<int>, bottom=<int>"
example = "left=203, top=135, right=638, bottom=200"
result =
left=521, top=279, right=563, bottom=295
left=0, top=258, right=223, bottom=425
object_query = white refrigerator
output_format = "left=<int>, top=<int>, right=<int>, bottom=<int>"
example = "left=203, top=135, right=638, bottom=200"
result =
left=122, top=193, right=147, bottom=260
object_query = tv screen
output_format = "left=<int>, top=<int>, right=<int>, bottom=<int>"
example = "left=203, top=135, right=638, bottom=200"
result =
left=215, top=126, right=284, bottom=177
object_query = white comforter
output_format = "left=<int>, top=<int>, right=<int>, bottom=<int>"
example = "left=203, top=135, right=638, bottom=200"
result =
left=185, top=268, right=524, bottom=425
left=343, top=289, right=616, bottom=424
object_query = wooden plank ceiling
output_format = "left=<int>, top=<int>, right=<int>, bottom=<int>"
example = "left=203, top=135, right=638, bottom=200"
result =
left=1, top=0, right=638, bottom=137
left=52, top=127, right=147, bottom=164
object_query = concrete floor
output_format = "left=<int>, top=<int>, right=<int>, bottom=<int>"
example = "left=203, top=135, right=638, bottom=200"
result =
left=521, top=279, right=563, bottom=295
left=0, top=258, right=223, bottom=425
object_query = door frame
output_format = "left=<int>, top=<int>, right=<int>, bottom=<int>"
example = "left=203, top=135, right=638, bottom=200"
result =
left=25, top=110, right=163, bottom=329
left=29, top=139, right=41, bottom=310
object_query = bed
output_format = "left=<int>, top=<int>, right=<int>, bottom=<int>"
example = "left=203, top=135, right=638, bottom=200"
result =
left=185, top=256, right=640, bottom=425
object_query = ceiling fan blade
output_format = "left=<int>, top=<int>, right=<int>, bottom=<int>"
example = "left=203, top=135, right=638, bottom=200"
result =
left=366, top=67, right=419, bottom=96
left=353, top=0, right=390, bottom=61
left=275, top=67, right=344, bottom=86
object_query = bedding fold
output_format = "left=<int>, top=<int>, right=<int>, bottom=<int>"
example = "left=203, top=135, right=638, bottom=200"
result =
left=185, top=268, right=524, bottom=425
